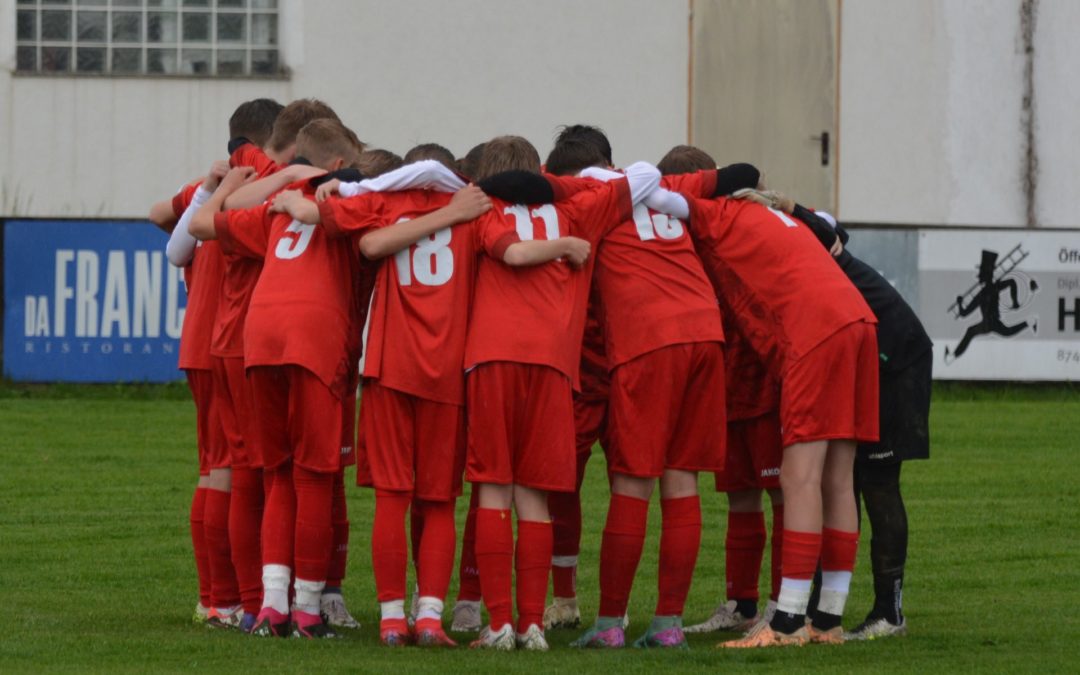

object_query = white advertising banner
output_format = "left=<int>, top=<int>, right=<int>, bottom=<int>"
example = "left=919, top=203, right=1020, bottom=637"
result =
left=919, top=230, right=1080, bottom=380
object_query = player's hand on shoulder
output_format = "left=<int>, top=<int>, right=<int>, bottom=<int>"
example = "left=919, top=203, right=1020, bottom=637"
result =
left=829, top=237, right=844, bottom=257
left=449, top=184, right=492, bottom=222
left=270, top=189, right=305, bottom=216
left=315, top=178, right=342, bottom=203
left=563, top=236, right=591, bottom=268
left=204, top=160, right=230, bottom=192
left=219, top=166, right=257, bottom=193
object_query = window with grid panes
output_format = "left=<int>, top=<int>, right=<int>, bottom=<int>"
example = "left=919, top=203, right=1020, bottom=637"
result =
left=15, top=0, right=281, bottom=77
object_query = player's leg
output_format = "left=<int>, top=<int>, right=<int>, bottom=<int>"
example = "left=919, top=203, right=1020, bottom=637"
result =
left=287, top=365, right=348, bottom=639
left=186, top=369, right=214, bottom=622
left=201, top=366, right=241, bottom=627
left=248, top=366, right=294, bottom=637
left=451, top=487, right=483, bottom=631
left=845, top=459, right=909, bottom=640
left=810, top=439, right=859, bottom=643
left=411, top=397, right=466, bottom=647
left=764, top=487, right=785, bottom=625
left=572, top=473, right=652, bottom=648
left=513, top=485, right=554, bottom=650
left=470, top=481, right=516, bottom=649
left=321, top=468, right=359, bottom=629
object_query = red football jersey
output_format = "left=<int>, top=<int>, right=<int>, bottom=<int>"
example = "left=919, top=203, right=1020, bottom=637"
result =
left=319, top=189, right=478, bottom=406
left=171, top=179, right=223, bottom=371
left=211, top=152, right=283, bottom=358
left=463, top=178, right=632, bottom=388
left=686, top=197, right=876, bottom=375
left=214, top=180, right=365, bottom=396
left=593, top=170, right=723, bottom=369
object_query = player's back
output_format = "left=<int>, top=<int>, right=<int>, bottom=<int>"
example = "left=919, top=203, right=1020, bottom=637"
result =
left=465, top=181, right=629, bottom=388
left=687, top=197, right=874, bottom=371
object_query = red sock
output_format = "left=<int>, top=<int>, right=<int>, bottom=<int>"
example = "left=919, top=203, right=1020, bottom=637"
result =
left=204, top=487, right=240, bottom=607
left=190, top=486, right=211, bottom=606
left=726, top=510, right=765, bottom=602
left=261, top=464, right=295, bottom=567
left=598, top=493, right=649, bottom=618
left=293, top=466, right=333, bottom=582
left=821, top=527, right=859, bottom=572
left=229, top=467, right=264, bottom=614
left=416, top=499, right=456, bottom=601
left=456, top=489, right=482, bottom=602
left=770, top=505, right=784, bottom=601
left=656, top=495, right=702, bottom=616
left=475, top=508, right=513, bottom=629
left=326, top=471, right=348, bottom=588
left=548, top=490, right=582, bottom=598
left=782, top=529, right=823, bottom=580
left=372, top=491, right=411, bottom=602
left=515, top=520, right=553, bottom=633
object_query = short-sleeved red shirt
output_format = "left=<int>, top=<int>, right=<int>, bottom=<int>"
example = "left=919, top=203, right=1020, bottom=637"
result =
left=319, top=189, right=479, bottom=406
left=214, top=180, right=364, bottom=396
left=463, top=178, right=632, bottom=388
left=592, top=170, right=724, bottom=369
left=686, top=196, right=876, bottom=376
left=211, top=148, right=282, bottom=358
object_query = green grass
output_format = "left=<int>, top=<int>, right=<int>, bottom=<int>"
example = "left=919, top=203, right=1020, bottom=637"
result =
left=1, top=384, right=1078, bottom=672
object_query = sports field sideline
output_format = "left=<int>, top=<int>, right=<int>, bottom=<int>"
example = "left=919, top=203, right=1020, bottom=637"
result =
left=1, top=382, right=1077, bottom=672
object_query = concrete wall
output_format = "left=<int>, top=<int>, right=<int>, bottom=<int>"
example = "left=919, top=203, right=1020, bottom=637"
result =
left=0, top=0, right=689, bottom=219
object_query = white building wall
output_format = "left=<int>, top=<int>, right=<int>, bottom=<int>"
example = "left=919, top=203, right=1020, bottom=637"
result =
left=1032, top=0, right=1080, bottom=228
left=0, top=0, right=689, bottom=219
left=837, top=0, right=1029, bottom=227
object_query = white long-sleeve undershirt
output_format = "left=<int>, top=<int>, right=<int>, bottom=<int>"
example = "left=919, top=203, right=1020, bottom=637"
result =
left=166, top=185, right=211, bottom=267
left=337, top=159, right=466, bottom=197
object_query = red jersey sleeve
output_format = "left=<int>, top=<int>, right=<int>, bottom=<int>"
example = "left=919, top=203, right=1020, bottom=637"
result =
left=545, top=174, right=606, bottom=201
left=215, top=203, right=272, bottom=260
left=171, top=181, right=201, bottom=219
left=563, top=177, right=632, bottom=242
left=475, top=209, right=521, bottom=260
left=230, top=143, right=280, bottom=178
left=661, top=170, right=717, bottom=199
left=318, top=193, right=393, bottom=240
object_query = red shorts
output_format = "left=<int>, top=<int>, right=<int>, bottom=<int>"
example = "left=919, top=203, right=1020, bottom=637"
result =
left=356, top=379, right=465, bottom=501
left=466, top=362, right=576, bottom=492
left=574, top=395, right=609, bottom=458
left=715, top=411, right=783, bottom=492
left=186, top=368, right=228, bottom=473
left=780, top=320, right=880, bottom=447
left=247, top=364, right=345, bottom=473
left=340, top=387, right=357, bottom=468
left=607, top=342, right=727, bottom=478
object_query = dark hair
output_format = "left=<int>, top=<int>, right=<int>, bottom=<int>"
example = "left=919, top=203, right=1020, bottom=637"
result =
left=554, top=124, right=613, bottom=165
left=545, top=138, right=609, bottom=176
left=657, top=144, right=717, bottom=175
left=457, top=143, right=486, bottom=180
left=229, top=98, right=284, bottom=147
left=267, top=99, right=341, bottom=154
left=357, top=148, right=404, bottom=177
left=474, top=136, right=541, bottom=181
left=295, top=119, right=363, bottom=170
left=404, top=143, right=456, bottom=171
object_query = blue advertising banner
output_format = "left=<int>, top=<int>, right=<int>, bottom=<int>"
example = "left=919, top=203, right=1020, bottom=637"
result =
left=3, top=220, right=188, bottom=382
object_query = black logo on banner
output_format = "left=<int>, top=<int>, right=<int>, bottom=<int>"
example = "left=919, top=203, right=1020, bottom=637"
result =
left=944, top=245, right=1039, bottom=363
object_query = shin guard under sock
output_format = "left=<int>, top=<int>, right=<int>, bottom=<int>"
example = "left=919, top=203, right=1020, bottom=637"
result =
left=416, top=500, right=456, bottom=602
left=372, top=491, right=411, bottom=603
left=771, top=529, right=822, bottom=633
left=726, top=510, right=766, bottom=602
left=204, top=487, right=241, bottom=608
left=190, top=486, right=211, bottom=606
left=475, top=508, right=514, bottom=629
left=656, top=495, right=702, bottom=616
left=515, top=519, right=553, bottom=632
left=228, top=467, right=264, bottom=614
left=548, top=489, right=582, bottom=598
left=293, top=466, right=333, bottom=583
left=598, top=493, right=649, bottom=618
left=326, top=472, right=349, bottom=588
left=456, top=490, right=482, bottom=602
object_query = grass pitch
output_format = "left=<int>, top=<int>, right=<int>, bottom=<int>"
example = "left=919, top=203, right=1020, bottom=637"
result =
left=1, top=382, right=1078, bottom=672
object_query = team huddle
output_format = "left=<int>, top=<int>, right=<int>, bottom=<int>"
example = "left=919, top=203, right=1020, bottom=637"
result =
left=149, top=97, right=932, bottom=650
